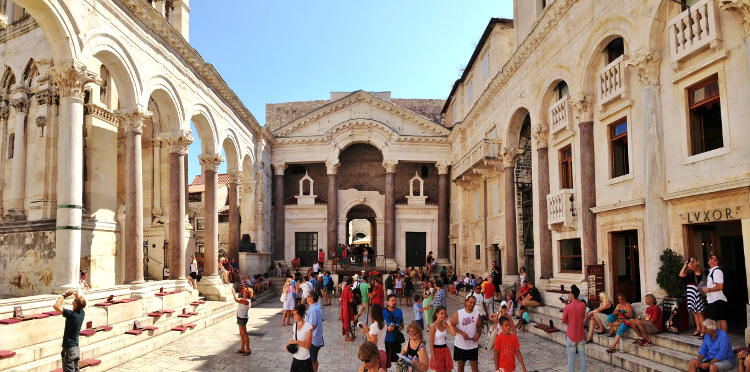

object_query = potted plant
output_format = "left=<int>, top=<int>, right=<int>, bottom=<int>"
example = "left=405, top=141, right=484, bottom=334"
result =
left=656, top=248, right=688, bottom=333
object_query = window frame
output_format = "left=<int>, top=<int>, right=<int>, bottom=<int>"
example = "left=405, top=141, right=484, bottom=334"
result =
left=687, top=74, right=722, bottom=156
left=559, top=238, right=582, bottom=274
left=608, top=118, right=629, bottom=179
left=475, top=244, right=481, bottom=260
left=559, top=145, right=573, bottom=189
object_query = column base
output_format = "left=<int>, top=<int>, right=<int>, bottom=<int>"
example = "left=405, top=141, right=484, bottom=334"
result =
left=501, top=275, right=520, bottom=292
left=385, top=258, right=399, bottom=270
left=174, top=278, right=193, bottom=292
left=52, top=283, right=80, bottom=295
left=5, top=209, right=26, bottom=221
left=197, top=275, right=231, bottom=301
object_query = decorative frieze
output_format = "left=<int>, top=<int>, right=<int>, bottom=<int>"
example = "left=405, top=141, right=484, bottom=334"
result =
left=199, top=153, right=224, bottom=172
left=84, top=104, right=118, bottom=126
left=50, top=62, right=98, bottom=100
left=720, top=0, right=750, bottom=33
left=115, top=106, right=152, bottom=134
left=9, top=97, right=28, bottom=114
left=627, top=49, right=662, bottom=87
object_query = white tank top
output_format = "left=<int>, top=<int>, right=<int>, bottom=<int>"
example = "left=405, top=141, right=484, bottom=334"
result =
left=237, top=301, right=249, bottom=319
left=454, top=308, right=480, bottom=350
left=433, top=323, right=448, bottom=345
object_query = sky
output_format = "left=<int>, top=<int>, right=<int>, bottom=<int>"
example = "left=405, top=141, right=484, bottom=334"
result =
left=186, top=1, right=513, bottom=181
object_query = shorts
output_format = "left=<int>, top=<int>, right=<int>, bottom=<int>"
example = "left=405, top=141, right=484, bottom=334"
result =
left=396, top=288, right=404, bottom=295
left=616, top=321, right=630, bottom=336
left=358, top=303, right=369, bottom=315
left=710, top=359, right=734, bottom=371
left=453, top=346, right=478, bottom=361
left=309, top=344, right=321, bottom=363
left=519, top=319, right=528, bottom=325
left=415, top=319, right=424, bottom=330
left=642, top=320, right=657, bottom=334
left=290, top=357, right=314, bottom=372
left=708, top=300, right=728, bottom=321
left=237, top=317, right=248, bottom=326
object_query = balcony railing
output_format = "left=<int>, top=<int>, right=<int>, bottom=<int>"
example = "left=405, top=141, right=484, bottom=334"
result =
left=598, top=55, right=626, bottom=105
left=549, top=95, right=571, bottom=135
left=668, top=0, right=721, bottom=63
left=452, top=139, right=499, bottom=180
left=547, top=189, right=577, bottom=229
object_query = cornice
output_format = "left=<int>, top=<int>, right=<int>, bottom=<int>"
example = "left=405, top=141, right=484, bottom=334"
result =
left=273, top=91, right=450, bottom=138
left=116, top=0, right=271, bottom=143
left=463, top=0, right=580, bottom=126
left=84, top=104, right=119, bottom=126
left=272, top=118, right=450, bottom=146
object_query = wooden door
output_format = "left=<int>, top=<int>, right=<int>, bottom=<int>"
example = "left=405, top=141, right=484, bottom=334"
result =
left=405, top=232, right=426, bottom=267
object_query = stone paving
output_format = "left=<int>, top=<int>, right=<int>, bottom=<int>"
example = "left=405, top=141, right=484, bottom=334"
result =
left=107, top=295, right=626, bottom=372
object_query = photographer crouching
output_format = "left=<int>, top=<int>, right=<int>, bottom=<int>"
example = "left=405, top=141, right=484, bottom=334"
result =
left=53, top=290, right=87, bottom=372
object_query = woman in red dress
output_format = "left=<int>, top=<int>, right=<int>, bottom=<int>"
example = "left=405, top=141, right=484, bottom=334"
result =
left=340, top=276, right=355, bottom=341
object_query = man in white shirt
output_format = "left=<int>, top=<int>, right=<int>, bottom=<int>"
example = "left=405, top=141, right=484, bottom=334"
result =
left=703, top=255, right=728, bottom=332
left=449, top=296, right=482, bottom=372
left=312, top=261, right=320, bottom=274
left=466, top=285, right=488, bottom=317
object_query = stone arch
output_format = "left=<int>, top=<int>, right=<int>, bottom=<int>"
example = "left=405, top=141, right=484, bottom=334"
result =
left=83, top=32, right=143, bottom=109
left=241, top=153, right=255, bottom=182
left=538, top=74, right=574, bottom=135
left=576, top=17, right=635, bottom=99
left=12, top=0, right=80, bottom=65
left=326, top=119, right=394, bottom=161
left=144, top=89, right=181, bottom=138
left=504, top=107, right=533, bottom=149
left=187, top=104, right=218, bottom=155
left=220, top=129, right=241, bottom=172
left=342, top=200, right=382, bottom=221
left=21, top=59, right=39, bottom=87
left=141, top=75, right=184, bottom=130
left=1, top=67, right=15, bottom=95
left=644, top=1, right=673, bottom=54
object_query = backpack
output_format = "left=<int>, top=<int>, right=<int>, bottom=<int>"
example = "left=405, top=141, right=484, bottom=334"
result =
left=709, top=267, right=733, bottom=298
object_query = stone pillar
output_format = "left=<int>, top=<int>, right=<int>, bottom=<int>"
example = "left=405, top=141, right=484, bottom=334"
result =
left=152, top=139, right=163, bottom=222
left=501, top=149, right=522, bottom=277
left=50, top=63, right=96, bottom=292
left=273, top=163, right=286, bottom=262
left=578, top=121, right=597, bottom=267
left=628, top=50, right=667, bottom=295
left=383, top=160, right=398, bottom=263
left=166, top=131, right=192, bottom=284
left=326, top=161, right=339, bottom=261
left=7, top=93, right=28, bottom=220
left=117, top=106, right=152, bottom=284
left=227, top=170, right=241, bottom=263
left=0, top=104, right=8, bottom=216
left=198, top=153, right=227, bottom=300
left=532, top=125, right=552, bottom=279
left=436, top=162, right=450, bottom=261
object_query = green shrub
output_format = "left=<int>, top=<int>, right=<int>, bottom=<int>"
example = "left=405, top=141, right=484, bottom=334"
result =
left=656, top=248, right=684, bottom=298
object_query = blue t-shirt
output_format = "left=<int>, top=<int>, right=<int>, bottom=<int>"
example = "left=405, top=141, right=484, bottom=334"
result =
left=305, top=302, right=324, bottom=347
left=522, top=312, right=530, bottom=323
left=699, top=329, right=734, bottom=364
left=310, top=277, right=318, bottom=289
left=290, top=280, right=297, bottom=298
left=383, top=307, right=403, bottom=342
left=323, top=276, right=331, bottom=287
left=62, top=308, right=85, bottom=348
left=413, top=303, right=423, bottom=320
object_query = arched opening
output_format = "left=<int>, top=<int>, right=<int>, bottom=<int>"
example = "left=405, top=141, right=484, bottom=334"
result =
left=516, top=115, right=533, bottom=280
left=345, top=204, right=377, bottom=266
left=337, top=143, right=384, bottom=192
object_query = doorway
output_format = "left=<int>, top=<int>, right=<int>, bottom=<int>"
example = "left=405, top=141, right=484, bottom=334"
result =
left=405, top=232, right=426, bottom=267
left=686, top=221, right=748, bottom=334
left=611, top=230, right=641, bottom=303
left=295, top=232, right=318, bottom=267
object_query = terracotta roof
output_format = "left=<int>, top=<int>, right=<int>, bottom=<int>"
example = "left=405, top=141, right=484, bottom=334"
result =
left=188, top=173, right=231, bottom=193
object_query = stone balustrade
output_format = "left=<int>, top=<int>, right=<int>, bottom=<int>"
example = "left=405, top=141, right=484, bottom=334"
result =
left=546, top=188, right=577, bottom=229
left=549, top=95, right=571, bottom=134
left=598, top=55, right=626, bottom=105
left=668, top=0, right=721, bottom=63
left=451, top=139, right=499, bottom=180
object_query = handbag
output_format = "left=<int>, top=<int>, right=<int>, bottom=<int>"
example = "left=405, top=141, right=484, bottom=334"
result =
left=485, top=324, right=498, bottom=350
left=280, top=291, right=287, bottom=303
left=287, top=323, right=300, bottom=354
left=386, top=309, right=406, bottom=344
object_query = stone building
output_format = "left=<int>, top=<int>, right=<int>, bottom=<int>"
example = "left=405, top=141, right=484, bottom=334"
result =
left=444, top=0, right=750, bottom=343
left=0, top=0, right=272, bottom=301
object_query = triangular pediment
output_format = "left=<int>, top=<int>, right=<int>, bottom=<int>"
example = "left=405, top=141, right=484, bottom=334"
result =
left=272, top=91, right=450, bottom=138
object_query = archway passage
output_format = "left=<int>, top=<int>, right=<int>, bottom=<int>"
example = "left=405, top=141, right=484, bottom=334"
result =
left=515, top=115, right=534, bottom=280
left=346, top=204, right=377, bottom=266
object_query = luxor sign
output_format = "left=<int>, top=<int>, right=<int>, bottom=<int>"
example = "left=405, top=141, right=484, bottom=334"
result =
left=679, top=206, right=741, bottom=224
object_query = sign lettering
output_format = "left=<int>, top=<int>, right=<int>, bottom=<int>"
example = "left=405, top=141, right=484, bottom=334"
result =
left=681, top=207, right=739, bottom=224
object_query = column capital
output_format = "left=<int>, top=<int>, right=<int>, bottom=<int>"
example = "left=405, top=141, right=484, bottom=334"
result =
left=325, top=160, right=340, bottom=175
left=164, top=129, right=193, bottom=155
left=228, top=170, right=242, bottom=185
left=199, top=153, right=224, bottom=172
left=531, top=124, right=549, bottom=149
left=382, top=160, right=398, bottom=173
left=35, top=90, right=55, bottom=106
left=49, top=62, right=99, bottom=100
left=436, top=162, right=451, bottom=175
left=0, top=104, right=8, bottom=120
left=116, top=106, right=152, bottom=134
left=720, top=0, right=750, bottom=34
left=9, top=97, right=29, bottom=114
left=626, top=49, right=661, bottom=87
left=501, top=148, right=523, bottom=168
left=571, top=94, right=593, bottom=123
left=272, top=163, right=287, bottom=175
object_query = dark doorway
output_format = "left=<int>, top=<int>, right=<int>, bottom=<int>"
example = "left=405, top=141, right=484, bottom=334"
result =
left=295, top=232, right=318, bottom=267
left=405, top=232, right=426, bottom=267
left=611, top=230, right=641, bottom=303
left=686, top=221, right=747, bottom=334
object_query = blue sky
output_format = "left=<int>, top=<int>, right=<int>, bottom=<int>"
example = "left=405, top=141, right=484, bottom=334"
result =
left=186, top=1, right=513, bottom=181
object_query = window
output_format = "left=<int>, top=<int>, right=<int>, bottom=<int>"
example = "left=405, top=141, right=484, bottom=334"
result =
left=482, top=53, right=490, bottom=80
left=475, top=245, right=481, bottom=260
left=605, top=37, right=624, bottom=64
left=680, top=0, right=700, bottom=10
left=554, top=81, right=568, bottom=100
left=466, top=80, right=473, bottom=104
left=195, top=218, right=205, bottom=230
left=559, top=145, right=573, bottom=189
left=196, top=244, right=204, bottom=254
left=218, top=213, right=229, bottom=223
left=491, top=181, right=500, bottom=216
left=609, top=119, right=629, bottom=178
left=188, top=192, right=202, bottom=202
left=473, top=190, right=481, bottom=220
left=688, top=75, right=722, bottom=155
left=559, top=238, right=582, bottom=273
left=7, top=133, right=13, bottom=159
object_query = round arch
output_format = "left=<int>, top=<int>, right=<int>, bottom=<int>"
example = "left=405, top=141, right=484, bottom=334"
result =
left=504, top=107, right=533, bottom=149
left=82, top=33, right=142, bottom=109
left=575, top=16, right=635, bottom=97
left=187, top=104, right=218, bottom=155
left=14, top=0, right=80, bottom=65
left=536, top=73, right=573, bottom=131
left=220, top=129, right=241, bottom=172
left=141, top=75, right=184, bottom=127
left=325, top=119, right=394, bottom=161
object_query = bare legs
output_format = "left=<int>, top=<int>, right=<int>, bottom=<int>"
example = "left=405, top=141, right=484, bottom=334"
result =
left=238, top=324, right=250, bottom=354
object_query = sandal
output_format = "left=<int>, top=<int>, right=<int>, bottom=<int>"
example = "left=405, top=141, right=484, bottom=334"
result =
left=691, top=330, right=701, bottom=337
left=642, top=340, right=652, bottom=347
left=698, top=332, right=704, bottom=339
left=633, top=338, right=644, bottom=345
left=607, top=332, right=616, bottom=337
left=606, top=347, right=617, bottom=353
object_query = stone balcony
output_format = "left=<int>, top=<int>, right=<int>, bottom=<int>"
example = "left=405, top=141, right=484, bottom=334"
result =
left=549, top=95, right=571, bottom=135
left=598, top=55, right=627, bottom=105
left=547, top=189, right=577, bottom=230
left=668, top=0, right=721, bottom=65
left=451, top=139, right=500, bottom=180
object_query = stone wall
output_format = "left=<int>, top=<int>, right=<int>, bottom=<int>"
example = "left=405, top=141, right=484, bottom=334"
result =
left=338, top=144, right=385, bottom=193
left=391, top=99, right=445, bottom=124
left=0, top=221, right=56, bottom=297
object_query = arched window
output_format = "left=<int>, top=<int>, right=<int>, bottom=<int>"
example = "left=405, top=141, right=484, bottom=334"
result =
left=605, top=37, right=624, bottom=64
left=8, top=133, right=14, bottom=159
left=99, top=65, right=109, bottom=106
left=554, top=81, right=568, bottom=100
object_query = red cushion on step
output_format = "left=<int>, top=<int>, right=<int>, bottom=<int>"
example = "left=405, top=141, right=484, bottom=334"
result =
left=177, top=313, right=191, bottom=318
left=191, top=312, right=199, bottom=316
left=0, top=350, right=16, bottom=358
left=95, top=302, right=112, bottom=307
left=31, top=314, right=50, bottom=319
left=171, top=326, right=187, bottom=331
left=96, top=326, right=113, bottom=332
left=184, top=323, right=196, bottom=328
left=148, top=312, right=164, bottom=317
left=43, top=311, right=61, bottom=317
left=80, top=358, right=101, bottom=367
left=143, top=326, right=158, bottom=331
left=125, top=329, right=143, bottom=335
left=0, top=318, right=21, bottom=325
left=50, top=368, right=63, bottom=372
left=161, top=309, right=175, bottom=314
left=155, top=292, right=168, bottom=297
left=79, top=330, right=96, bottom=336
left=190, top=302, right=200, bottom=306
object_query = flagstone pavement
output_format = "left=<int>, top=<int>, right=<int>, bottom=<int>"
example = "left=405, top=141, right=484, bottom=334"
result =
left=106, top=295, right=625, bottom=372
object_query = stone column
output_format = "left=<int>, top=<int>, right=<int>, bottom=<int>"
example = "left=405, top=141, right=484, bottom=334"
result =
left=571, top=95, right=597, bottom=267
left=326, top=161, right=339, bottom=262
left=244, top=180, right=256, bottom=241
left=501, top=149, right=522, bottom=277
left=0, top=104, right=8, bottom=216
left=166, top=131, right=192, bottom=285
left=532, top=125, right=552, bottom=279
left=383, top=160, right=398, bottom=263
left=117, top=106, right=152, bottom=284
left=227, top=170, right=241, bottom=263
left=436, top=162, right=450, bottom=261
left=7, top=92, right=28, bottom=220
left=628, top=50, right=668, bottom=295
left=152, top=139, right=163, bottom=222
left=198, top=153, right=226, bottom=300
left=720, top=1, right=750, bottom=71
left=273, top=163, right=286, bottom=262
left=50, top=62, right=96, bottom=292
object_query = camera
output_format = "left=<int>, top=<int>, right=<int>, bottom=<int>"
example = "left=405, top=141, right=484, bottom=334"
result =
left=357, top=322, right=365, bottom=329
left=286, top=344, right=299, bottom=354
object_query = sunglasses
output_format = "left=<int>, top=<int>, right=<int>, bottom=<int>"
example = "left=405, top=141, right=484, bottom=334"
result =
left=408, top=331, right=418, bottom=335
left=360, top=359, right=370, bottom=363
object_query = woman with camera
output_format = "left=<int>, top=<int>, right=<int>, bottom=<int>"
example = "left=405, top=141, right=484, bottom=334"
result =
left=288, top=304, right=314, bottom=372
left=360, top=303, right=389, bottom=369
left=231, top=287, right=252, bottom=355
left=680, top=257, right=706, bottom=339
